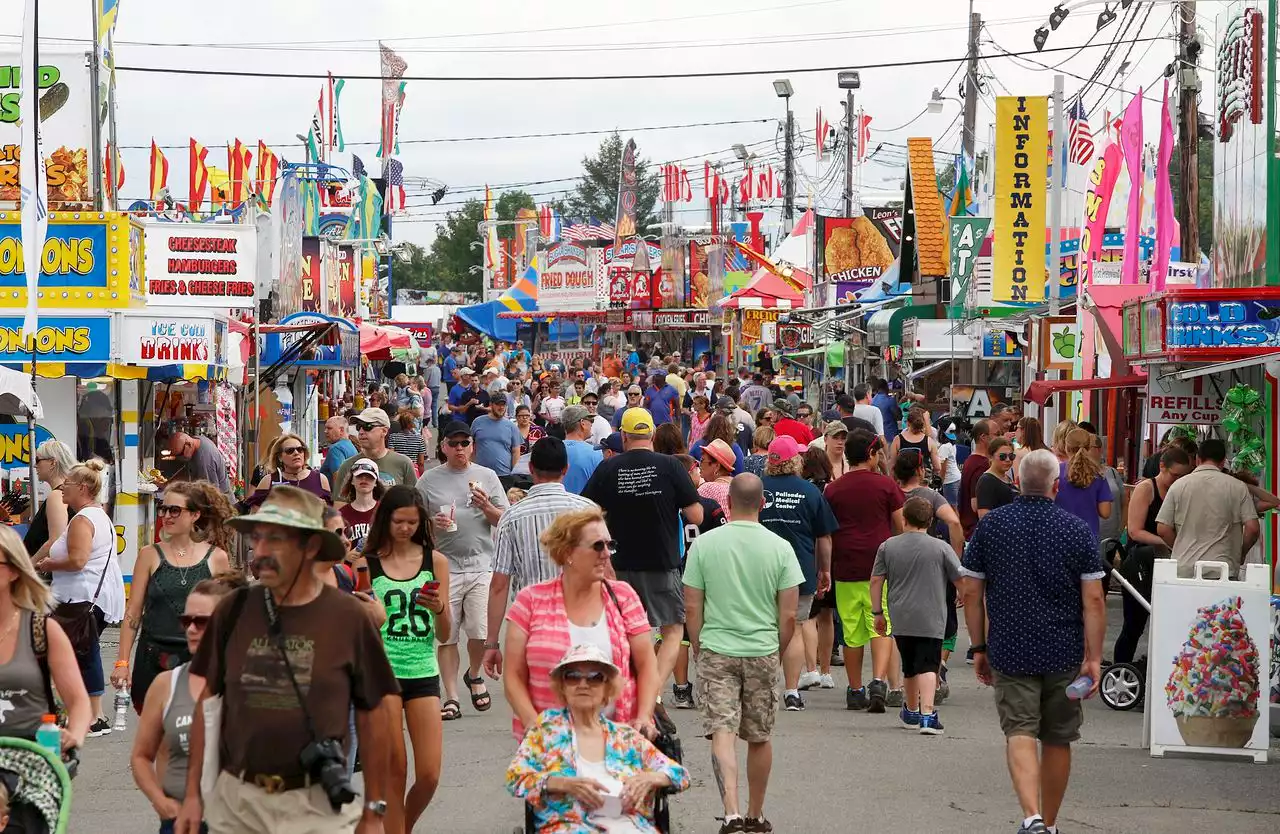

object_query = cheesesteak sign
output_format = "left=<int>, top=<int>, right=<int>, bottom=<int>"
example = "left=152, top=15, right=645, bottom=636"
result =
left=144, top=223, right=258, bottom=308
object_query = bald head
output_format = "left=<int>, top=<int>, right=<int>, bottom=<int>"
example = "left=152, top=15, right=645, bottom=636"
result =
left=325, top=416, right=349, bottom=443
left=728, top=473, right=765, bottom=520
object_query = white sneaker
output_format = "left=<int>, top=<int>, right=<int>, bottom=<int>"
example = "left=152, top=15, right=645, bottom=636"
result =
left=819, top=673, right=836, bottom=689
left=798, top=670, right=821, bottom=690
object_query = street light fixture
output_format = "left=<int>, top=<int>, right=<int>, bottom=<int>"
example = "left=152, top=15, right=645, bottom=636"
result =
left=837, top=71, right=861, bottom=90
left=772, top=79, right=794, bottom=98
left=733, top=143, right=750, bottom=161
left=773, top=79, right=795, bottom=231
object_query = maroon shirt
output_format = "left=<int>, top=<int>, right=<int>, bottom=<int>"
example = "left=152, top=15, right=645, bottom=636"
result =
left=959, top=453, right=988, bottom=539
left=824, top=469, right=905, bottom=582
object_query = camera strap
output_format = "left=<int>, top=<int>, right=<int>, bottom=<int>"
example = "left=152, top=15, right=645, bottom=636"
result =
left=261, top=587, right=321, bottom=740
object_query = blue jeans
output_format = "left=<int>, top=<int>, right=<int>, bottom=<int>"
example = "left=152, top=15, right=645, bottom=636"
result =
left=160, top=821, right=207, bottom=833
left=942, top=481, right=960, bottom=507
left=75, top=606, right=107, bottom=696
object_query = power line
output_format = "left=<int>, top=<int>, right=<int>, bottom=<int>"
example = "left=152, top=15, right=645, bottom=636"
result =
left=114, top=38, right=1165, bottom=83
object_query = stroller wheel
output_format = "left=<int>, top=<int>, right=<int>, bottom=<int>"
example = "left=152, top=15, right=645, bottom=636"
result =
left=1100, top=662, right=1144, bottom=711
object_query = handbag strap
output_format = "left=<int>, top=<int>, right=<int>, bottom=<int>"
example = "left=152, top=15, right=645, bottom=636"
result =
left=261, top=587, right=321, bottom=739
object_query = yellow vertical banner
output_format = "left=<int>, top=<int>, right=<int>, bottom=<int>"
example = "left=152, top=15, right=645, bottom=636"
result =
left=993, top=96, right=1048, bottom=303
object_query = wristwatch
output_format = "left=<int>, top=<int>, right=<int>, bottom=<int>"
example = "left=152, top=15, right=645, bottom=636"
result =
left=969, top=643, right=988, bottom=654
left=364, top=800, right=387, bottom=817
left=483, top=641, right=500, bottom=650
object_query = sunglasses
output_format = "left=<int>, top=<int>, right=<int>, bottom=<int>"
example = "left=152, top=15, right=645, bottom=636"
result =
left=446, top=439, right=473, bottom=448
left=180, top=614, right=212, bottom=630
left=157, top=504, right=190, bottom=517
left=561, top=669, right=608, bottom=684
left=996, top=452, right=1016, bottom=461
left=280, top=446, right=306, bottom=455
left=583, top=539, right=617, bottom=553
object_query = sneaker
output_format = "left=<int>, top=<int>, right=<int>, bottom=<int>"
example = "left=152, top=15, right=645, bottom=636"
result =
left=918, top=711, right=945, bottom=735
left=845, top=686, right=869, bottom=710
left=886, top=688, right=904, bottom=708
left=718, top=817, right=746, bottom=833
left=784, top=693, right=805, bottom=711
left=867, top=679, right=888, bottom=714
left=87, top=717, right=112, bottom=738
left=819, top=673, right=836, bottom=689
left=939, top=662, right=950, bottom=682
left=965, top=647, right=976, bottom=665
left=830, top=650, right=845, bottom=667
left=1016, top=820, right=1049, bottom=834
left=671, top=682, right=695, bottom=710
left=899, top=706, right=921, bottom=729
left=743, top=817, right=773, bottom=833
left=798, top=670, right=822, bottom=690
left=937, top=679, right=951, bottom=704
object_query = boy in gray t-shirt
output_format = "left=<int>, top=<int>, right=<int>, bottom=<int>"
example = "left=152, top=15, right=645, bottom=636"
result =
left=869, top=495, right=963, bottom=735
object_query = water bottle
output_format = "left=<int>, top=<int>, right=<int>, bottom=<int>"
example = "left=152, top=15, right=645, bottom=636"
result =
left=113, top=687, right=130, bottom=732
left=1065, top=675, right=1094, bottom=701
left=36, top=714, right=60, bottom=756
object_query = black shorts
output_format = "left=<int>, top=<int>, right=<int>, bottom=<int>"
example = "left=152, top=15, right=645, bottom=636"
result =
left=615, top=569, right=684, bottom=627
left=812, top=587, right=837, bottom=610
left=893, top=635, right=943, bottom=678
left=398, top=675, right=441, bottom=702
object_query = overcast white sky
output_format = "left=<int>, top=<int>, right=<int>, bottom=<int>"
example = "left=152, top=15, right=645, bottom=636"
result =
left=3, top=0, right=1218, bottom=247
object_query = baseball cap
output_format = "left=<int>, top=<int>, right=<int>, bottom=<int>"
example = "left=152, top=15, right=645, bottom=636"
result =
left=771, top=398, right=794, bottom=416
left=560, top=405, right=591, bottom=427
left=602, top=433, right=624, bottom=454
left=353, top=408, right=391, bottom=429
left=441, top=420, right=472, bottom=438
left=824, top=421, right=850, bottom=438
left=482, top=367, right=499, bottom=376
left=703, top=439, right=736, bottom=471
left=944, top=422, right=957, bottom=441
left=620, top=408, right=654, bottom=436
left=350, top=458, right=381, bottom=479
left=767, top=435, right=803, bottom=463
left=715, top=395, right=737, bottom=413
left=458, top=366, right=475, bottom=376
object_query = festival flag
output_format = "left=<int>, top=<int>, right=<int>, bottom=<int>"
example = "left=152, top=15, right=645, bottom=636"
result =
left=614, top=138, right=638, bottom=246
left=378, top=42, right=409, bottom=158
left=538, top=204, right=562, bottom=241
left=20, top=0, right=47, bottom=338
left=98, top=0, right=120, bottom=41
left=1151, top=80, right=1177, bottom=291
left=947, top=154, right=972, bottom=217
left=1118, top=89, right=1144, bottom=284
left=351, top=154, right=367, bottom=179
left=149, top=139, right=168, bottom=202
left=384, top=158, right=406, bottom=212
left=332, top=77, right=346, bottom=153
left=103, top=141, right=124, bottom=200
left=857, top=112, right=873, bottom=162
left=189, top=138, right=210, bottom=210
left=207, top=166, right=230, bottom=210
left=483, top=186, right=502, bottom=274
left=255, top=141, right=279, bottom=205
left=1068, top=99, right=1096, bottom=165
left=228, top=139, right=253, bottom=205
left=816, top=108, right=830, bottom=163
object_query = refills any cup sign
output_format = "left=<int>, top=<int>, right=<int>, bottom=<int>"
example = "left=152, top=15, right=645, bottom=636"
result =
left=144, top=223, right=257, bottom=308
left=1147, top=368, right=1222, bottom=425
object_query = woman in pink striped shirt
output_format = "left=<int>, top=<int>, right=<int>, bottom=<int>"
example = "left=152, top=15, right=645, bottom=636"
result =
left=503, top=507, right=659, bottom=739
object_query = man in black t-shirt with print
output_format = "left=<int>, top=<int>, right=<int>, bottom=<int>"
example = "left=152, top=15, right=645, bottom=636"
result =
left=582, top=407, right=703, bottom=693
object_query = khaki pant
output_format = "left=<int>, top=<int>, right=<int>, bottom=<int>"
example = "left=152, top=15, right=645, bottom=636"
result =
left=206, top=771, right=361, bottom=834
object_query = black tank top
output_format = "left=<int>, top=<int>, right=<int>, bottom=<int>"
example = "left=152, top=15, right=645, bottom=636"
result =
left=899, top=433, right=932, bottom=469
left=1143, top=478, right=1166, bottom=535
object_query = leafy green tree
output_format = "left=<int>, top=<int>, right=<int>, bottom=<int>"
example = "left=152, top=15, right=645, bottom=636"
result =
left=495, top=190, right=536, bottom=240
left=558, top=133, right=661, bottom=234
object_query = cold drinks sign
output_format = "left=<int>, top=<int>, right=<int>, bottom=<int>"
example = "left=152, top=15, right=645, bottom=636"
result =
left=1147, top=368, right=1222, bottom=426
left=144, top=223, right=257, bottom=308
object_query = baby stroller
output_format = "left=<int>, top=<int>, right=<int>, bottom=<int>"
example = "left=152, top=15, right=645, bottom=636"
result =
left=1098, top=537, right=1153, bottom=712
left=520, top=730, right=680, bottom=833
left=0, top=737, right=77, bottom=834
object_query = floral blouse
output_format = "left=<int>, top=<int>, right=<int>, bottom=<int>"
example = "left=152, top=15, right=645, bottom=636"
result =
left=507, top=708, right=690, bottom=834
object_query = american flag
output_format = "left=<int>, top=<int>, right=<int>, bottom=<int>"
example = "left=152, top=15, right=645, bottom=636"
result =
left=383, top=158, right=405, bottom=212
left=1068, top=100, right=1096, bottom=165
left=351, top=154, right=366, bottom=178
left=563, top=219, right=616, bottom=241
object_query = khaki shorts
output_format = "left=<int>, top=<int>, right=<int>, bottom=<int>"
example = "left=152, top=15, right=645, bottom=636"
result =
left=993, top=669, right=1084, bottom=745
left=695, top=650, right=780, bottom=743
left=206, top=770, right=360, bottom=834
left=443, top=570, right=490, bottom=645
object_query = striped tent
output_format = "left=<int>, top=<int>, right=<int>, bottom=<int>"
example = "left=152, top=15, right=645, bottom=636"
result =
left=454, top=262, right=580, bottom=342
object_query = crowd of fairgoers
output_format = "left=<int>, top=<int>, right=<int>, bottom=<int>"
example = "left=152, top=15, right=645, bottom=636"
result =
left=0, top=335, right=1267, bottom=834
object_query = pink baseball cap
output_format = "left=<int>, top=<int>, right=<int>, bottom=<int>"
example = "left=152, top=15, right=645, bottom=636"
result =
left=767, top=435, right=803, bottom=463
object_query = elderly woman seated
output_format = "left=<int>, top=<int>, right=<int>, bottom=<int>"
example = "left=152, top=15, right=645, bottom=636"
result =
left=506, top=645, right=689, bottom=833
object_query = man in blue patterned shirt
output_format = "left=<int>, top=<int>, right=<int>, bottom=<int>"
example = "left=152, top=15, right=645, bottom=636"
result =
left=962, top=449, right=1106, bottom=834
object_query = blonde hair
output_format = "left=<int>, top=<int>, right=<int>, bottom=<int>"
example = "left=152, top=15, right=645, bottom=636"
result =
left=66, top=458, right=107, bottom=499
left=1051, top=420, right=1079, bottom=456
left=0, top=526, right=53, bottom=613
left=34, top=439, right=76, bottom=478
left=540, top=507, right=607, bottom=567
left=1065, top=428, right=1103, bottom=488
left=765, top=457, right=802, bottom=477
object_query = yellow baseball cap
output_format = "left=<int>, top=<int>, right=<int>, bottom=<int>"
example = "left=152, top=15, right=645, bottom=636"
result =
left=619, top=407, right=655, bottom=436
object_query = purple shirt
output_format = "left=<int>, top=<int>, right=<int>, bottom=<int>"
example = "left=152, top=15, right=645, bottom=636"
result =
left=1054, top=462, right=1114, bottom=541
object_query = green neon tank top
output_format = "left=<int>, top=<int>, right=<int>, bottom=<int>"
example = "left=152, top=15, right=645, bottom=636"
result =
left=368, top=553, right=438, bottom=680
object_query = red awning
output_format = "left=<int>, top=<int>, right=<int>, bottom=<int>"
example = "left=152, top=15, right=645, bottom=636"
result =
left=1024, top=373, right=1148, bottom=405
left=720, top=268, right=803, bottom=309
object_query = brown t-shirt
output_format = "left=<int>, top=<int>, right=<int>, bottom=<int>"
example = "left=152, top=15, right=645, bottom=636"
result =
left=190, top=585, right=399, bottom=779
left=958, top=453, right=988, bottom=539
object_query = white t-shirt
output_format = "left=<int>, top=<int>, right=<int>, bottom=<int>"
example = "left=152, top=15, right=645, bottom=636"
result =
left=939, top=442, right=961, bottom=484
left=540, top=396, right=566, bottom=423
left=589, top=415, right=612, bottom=446
left=50, top=505, right=125, bottom=623
left=853, top=403, right=885, bottom=436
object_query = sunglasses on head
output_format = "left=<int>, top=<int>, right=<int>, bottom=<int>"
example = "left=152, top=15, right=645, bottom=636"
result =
left=583, top=539, right=617, bottom=553
left=561, top=668, right=608, bottom=684
left=446, top=438, right=472, bottom=448
left=157, top=504, right=190, bottom=517
left=180, top=614, right=211, bottom=630
left=997, top=452, right=1016, bottom=461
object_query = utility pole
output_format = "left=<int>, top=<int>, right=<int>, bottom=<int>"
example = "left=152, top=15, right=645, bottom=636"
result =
left=1177, top=0, right=1200, bottom=260
left=1049, top=75, right=1064, bottom=316
left=962, top=1, right=981, bottom=162
left=783, top=106, right=795, bottom=233
left=843, top=91, right=855, bottom=216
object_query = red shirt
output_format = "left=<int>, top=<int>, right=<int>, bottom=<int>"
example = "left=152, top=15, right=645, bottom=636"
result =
left=824, top=469, right=905, bottom=582
left=772, top=417, right=814, bottom=445
left=958, top=453, right=989, bottom=539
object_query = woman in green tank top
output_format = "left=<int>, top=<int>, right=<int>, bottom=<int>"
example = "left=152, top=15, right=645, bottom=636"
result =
left=362, top=485, right=452, bottom=834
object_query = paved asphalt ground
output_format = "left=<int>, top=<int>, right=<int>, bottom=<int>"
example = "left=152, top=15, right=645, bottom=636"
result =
left=73, top=595, right=1279, bottom=833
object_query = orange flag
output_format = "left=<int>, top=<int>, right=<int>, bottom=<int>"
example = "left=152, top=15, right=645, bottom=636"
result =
left=104, top=142, right=124, bottom=199
left=189, top=139, right=210, bottom=211
left=149, top=140, right=169, bottom=203
left=228, top=139, right=253, bottom=205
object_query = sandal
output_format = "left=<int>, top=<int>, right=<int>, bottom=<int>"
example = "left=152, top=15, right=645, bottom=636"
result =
left=463, top=671, right=492, bottom=712
left=441, top=699, right=462, bottom=720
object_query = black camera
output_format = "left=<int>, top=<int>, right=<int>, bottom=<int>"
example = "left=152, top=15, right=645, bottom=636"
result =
left=300, top=738, right=356, bottom=811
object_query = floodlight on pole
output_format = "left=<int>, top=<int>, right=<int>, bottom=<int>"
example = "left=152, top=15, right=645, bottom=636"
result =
left=773, top=79, right=794, bottom=99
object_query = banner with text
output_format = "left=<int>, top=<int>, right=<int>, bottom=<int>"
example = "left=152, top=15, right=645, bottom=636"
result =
left=540, top=243, right=598, bottom=312
left=993, top=96, right=1048, bottom=302
left=948, top=216, right=992, bottom=305
left=144, top=223, right=257, bottom=308
left=0, top=51, right=94, bottom=209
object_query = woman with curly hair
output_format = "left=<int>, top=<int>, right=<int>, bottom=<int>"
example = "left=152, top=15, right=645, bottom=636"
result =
left=112, top=480, right=235, bottom=712
left=1054, top=427, right=1113, bottom=541
left=689, top=414, right=744, bottom=473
